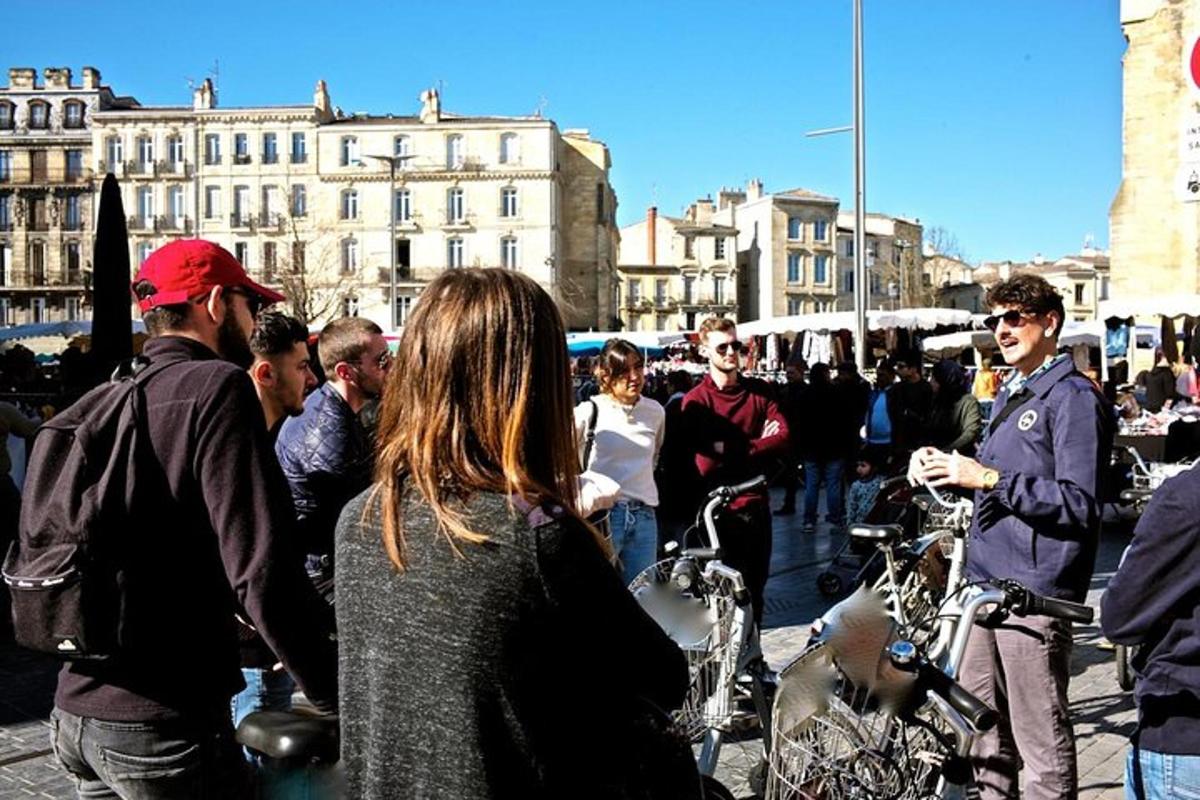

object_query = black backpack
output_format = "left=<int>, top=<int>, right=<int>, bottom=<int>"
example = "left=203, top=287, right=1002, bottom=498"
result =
left=2, top=357, right=174, bottom=659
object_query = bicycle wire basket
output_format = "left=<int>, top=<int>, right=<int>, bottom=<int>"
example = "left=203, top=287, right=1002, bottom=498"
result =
left=629, top=558, right=743, bottom=742
left=766, top=644, right=951, bottom=800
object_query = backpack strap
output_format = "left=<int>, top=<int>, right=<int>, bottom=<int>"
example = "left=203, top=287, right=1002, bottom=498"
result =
left=580, top=399, right=599, bottom=470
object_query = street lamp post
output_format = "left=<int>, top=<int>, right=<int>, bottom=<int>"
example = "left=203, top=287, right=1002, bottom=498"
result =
left=362, top=152, right=415, bottom=331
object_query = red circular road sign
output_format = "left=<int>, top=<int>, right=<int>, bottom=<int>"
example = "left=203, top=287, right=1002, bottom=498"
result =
left=1191, top=36, right=1200, bottom=90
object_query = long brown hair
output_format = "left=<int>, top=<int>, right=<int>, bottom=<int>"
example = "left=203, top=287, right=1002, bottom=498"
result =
left=372, top=268, right=607, bottom=570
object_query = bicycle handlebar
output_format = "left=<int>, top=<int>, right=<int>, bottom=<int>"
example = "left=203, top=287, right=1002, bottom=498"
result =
left=709, top=475, right=768, bottom=500
left=1005, top=585, right=1094, bottom=624
left=890, top=641, right=997, bottom=733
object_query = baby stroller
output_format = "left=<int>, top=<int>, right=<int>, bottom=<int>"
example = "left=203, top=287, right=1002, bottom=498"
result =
left=815, top=474, right=917, bottom=597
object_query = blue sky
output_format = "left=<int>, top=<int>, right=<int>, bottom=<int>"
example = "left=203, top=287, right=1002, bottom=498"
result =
left=9, top=0, right=1124, bottom=263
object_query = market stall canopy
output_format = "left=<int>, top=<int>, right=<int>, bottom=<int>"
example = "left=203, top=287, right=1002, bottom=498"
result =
left=565, top=331, right=686, bottom=357
left=921, top=321, right=1160, bottom=358
left=738, top=308, right=974, bottom=338
left=1098, top=295, right=1200, bottom=319
left=0, top=320, right=146, bottom=343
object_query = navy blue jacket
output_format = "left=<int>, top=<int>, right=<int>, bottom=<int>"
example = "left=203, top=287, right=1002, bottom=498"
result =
left=276, top=383, right=373, bottom=580
left=1102, top=465, right=1200, bottom=755
left=966, top=357, right=1113, bottom=601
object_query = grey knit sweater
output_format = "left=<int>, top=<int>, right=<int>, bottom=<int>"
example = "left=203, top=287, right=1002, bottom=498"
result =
left=335, top=487, right=689, bottom=800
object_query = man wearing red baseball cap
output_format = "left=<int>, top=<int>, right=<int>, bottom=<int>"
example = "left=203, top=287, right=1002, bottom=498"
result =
left=49, top=240, right=337, bottom=799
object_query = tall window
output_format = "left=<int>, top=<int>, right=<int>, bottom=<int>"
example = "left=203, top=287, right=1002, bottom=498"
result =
left=204, top=134, right=221, bottom=165
left=262, top=242, right=276, bottom=281
left=0, top=151, right=8, bottom=181
left=814, top=254, right=828, bottom=284
left=262, top=133, right=278, bottom=164
left=395, top=188, right=411, bottom=222
left=292, top=241, right=306, bottom=271
left=65, top=149, right=83, bottom=179
left=787, top=217, right=802, bottom=240
left=447, top=187, right=465, bottom=223
left=340, top=136, right=359, bottom=167
left=106, top=137, right=123, bottom=170
left=683, top=276, right=695, bottom=304
left=233, top=186, right=250, bottom=225
left=393, top=135, right=411, bottom=166
left=499, top=133, right=519, bottom=164
left=137, top=136, right=154, bottom=170
left=787, top=296, right=802, bottom=315
left=29, top=242, right=46, bottom=284
left=204, top=186, right=220, bottom=219
left=167, top=136, right=184, bottom=169
left=64, top=194, right=81, bottom=230
left=137, top=187, right=154, bottom=225
left=0, top=102, right=13, bottom=130
left=343, top=296, right=359, bottom=317
left=446, top=237, right=464, bottom=268
left=64, top=241, right=81, bottom=276
left=715, top=237, right=726, bottom=260
left=262, top=185, right=279, bottom=222
left=0, top=194, right=10, bottom=229
left=234, top=242, right=249, bottom=267
left=63, top=101, right=85, bottom=129
left=446, top=135, right=464, bottom=169
left=31, top=297, right=46, bottom=323
left=628, top=279, right=641, bottom=304
left=843, top=238, right=854, bottom=257
left=396, top=295, right=414, bottom=327
left=813, top=219, right=828, bottom=241
left=0, top=298, right=11, bottom=325
left=341, top=238, right=358, bottom=274
left=66, top=297, right=80, bottom=321
left=842, top=270, right=854, bottom=293
left=291, top=184, right=307, bottom=217
left=787, top=252, right=802, bottom=283
left=655, top=279, right=668, bottom=305
left=28, top=102, right=49, bottom=130
left=1074, top=283, right=1085, bottom=305
left=291, top=132, right=306, bottom=164
left=233, top=133, right=250, bottom=164
left=168, top=185, right=184, bottom=224
left=713, top=276, right=726, bottom=305
left=501, top=186, right=518, bottom=218
left=341, top=189, right=358, bottom=220
left=501, top=236, right=518, bottom=269
left=136, top=242, right=151, bottom=265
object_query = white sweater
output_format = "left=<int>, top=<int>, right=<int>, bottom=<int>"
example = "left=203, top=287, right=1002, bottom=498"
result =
left=575, top=394, right=665, bottom=507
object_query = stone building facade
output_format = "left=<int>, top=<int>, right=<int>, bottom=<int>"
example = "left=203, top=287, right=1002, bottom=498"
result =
left=0, top=67, right=137, bottom=325
left=1, top=67, right=619, bottom=331
left=617, top=201, right=738, bottom=331
left=833, top=212, right=923, bottom=311
left=1110, top=0, right=1200, bottom=298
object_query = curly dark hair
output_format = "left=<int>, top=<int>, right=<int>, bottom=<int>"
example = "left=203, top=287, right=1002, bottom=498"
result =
left=985, top=274, right=1065, bottom=330
left=249, top=310, right=308, bottom=358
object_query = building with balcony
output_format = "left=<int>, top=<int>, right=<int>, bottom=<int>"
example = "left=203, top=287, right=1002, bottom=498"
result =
left=0, top=66, right=137, bottom=325
left=617, top=201, right=738, bottom=331
left=86, top=80, right=619, bottom=331
left=833, top=212, right=924, bottom=311
left=707, top=180, right=839, bottom=321
left=972, top=243, right=1111, bottom=321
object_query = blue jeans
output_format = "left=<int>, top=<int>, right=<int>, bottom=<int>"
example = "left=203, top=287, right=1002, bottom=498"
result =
left=611, top=500, right=659, bottom=587
left=803, top=459, right=845, bottom=526
left=1126, top=745, right=1200, bottom=799
left=231, top=668, right=295, bottom=761
left=51, top=708, right=251, bottom=799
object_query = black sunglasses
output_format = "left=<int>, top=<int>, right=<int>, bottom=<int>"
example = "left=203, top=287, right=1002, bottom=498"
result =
left=714, top=341, right=745, bottom=356
left=983, top=309, right=1032, bottom=332
left=225, top=287, right=264, bottom=317
left=359, top=349, right=393, bottom=370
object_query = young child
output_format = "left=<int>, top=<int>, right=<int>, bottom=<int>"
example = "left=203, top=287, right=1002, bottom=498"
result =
left=845, top=447, right=884, bottom=526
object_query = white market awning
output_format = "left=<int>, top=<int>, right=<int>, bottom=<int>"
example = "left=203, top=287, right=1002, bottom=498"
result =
left=739, top=308, right=974, bottom=338
left=1098, top=295, right=1200, bottom=319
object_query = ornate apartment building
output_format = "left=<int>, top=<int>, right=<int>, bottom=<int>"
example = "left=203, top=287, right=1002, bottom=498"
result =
left=616, top=202, right=738, bottom=331
left=0, top=67, right=139, bottom=325
left=0, top=66, right=619, bottom=331
left=834, top=212, right=923, bottom=311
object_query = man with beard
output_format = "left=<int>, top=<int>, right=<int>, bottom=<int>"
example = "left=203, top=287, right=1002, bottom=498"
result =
left=49, top=240, right=338, bottom=799
left=276, top=317, right=391, bottom=603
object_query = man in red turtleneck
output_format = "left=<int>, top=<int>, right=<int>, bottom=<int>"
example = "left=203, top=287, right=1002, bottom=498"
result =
left=682, top=316, right=790, bottom=626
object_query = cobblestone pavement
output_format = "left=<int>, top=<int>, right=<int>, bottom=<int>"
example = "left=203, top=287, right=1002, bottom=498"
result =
left=0, top=492, right=1139, bottom=799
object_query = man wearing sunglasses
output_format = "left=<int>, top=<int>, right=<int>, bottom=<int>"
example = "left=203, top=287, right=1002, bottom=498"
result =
left=683, top=316, right=789, bottom=629
left=910, top=274, right=1113, bottom=800
left=277, top=317, right=391, bottom=603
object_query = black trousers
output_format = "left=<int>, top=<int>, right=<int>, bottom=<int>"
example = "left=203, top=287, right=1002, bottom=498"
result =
left=713, top=503, right=773, bottom=627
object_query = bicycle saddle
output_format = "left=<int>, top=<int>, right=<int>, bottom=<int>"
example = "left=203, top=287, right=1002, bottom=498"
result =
left=848, top=523, right=904, bottom=544
left=235, top=711, right=340, bottom=763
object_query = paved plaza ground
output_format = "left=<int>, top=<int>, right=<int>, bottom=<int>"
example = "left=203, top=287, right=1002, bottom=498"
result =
left=0, top=490, right=1138, bottom=799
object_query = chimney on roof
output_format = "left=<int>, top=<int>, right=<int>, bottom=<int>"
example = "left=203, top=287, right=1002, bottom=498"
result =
left=193, top=78, right=214, bottom=110
left=719, top=187, right=746, bottom=210
left=647, top=207, right=657, bottom=266
left=747, top=178, right=763, bottom=201
left=1032, top=253, right=1044, bottom=266
left=43, top=68, right=71, bottom=89
left=82, top=67, right=101, bottom=89
left=9, top=68, right=37, bottom=89
left=314, top=79, right=333, bottom=123
left=420, top=88, right=441, bottom=124
left=694, top=197, right=715, bottom=224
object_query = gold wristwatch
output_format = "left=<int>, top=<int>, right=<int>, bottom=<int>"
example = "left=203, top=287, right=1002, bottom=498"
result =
left=982, top=468, right=1000, bottom=491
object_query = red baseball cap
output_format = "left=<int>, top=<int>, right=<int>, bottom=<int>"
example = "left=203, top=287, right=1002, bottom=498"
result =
left=133, top=239, right=286, bottom=312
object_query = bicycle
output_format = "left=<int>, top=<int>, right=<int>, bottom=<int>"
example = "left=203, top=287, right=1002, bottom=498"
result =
left=630, top=475, right=775, bottom=799
left=236, top=706, right=342, bottom=799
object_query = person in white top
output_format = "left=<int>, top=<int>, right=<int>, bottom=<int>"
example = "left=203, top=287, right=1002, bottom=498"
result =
left=575, top=339, right=666, bottom=586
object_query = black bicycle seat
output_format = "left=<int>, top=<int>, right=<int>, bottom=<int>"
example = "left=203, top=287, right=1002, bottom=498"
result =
left=849, top=524, right=904, bottom=544
left=235, top=711, right=340, bottom=763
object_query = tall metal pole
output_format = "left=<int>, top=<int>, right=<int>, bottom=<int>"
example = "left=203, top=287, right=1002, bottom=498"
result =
left=853, top=0, right=868, bottom=373
left=388, top=159, right=398, bottom=331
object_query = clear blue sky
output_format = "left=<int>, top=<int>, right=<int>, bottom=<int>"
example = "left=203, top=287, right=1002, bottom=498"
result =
left=9, top=0, right=1124, bottom=263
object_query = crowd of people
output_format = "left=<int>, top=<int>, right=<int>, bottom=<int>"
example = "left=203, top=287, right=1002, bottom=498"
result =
left=0, top=239, right=1195, bottom=800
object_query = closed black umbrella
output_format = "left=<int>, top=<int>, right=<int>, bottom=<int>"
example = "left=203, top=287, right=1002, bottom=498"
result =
left=88, top=174, right=133, bottom=383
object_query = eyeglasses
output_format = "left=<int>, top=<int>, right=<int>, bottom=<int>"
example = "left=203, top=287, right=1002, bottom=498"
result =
left=361, top=349, right=393, bottom=370
left=983, top=309, right=1034, bottom=332
left=225, top=287, right=264, bottom=317
left=714, top=341, right=745, bottom=356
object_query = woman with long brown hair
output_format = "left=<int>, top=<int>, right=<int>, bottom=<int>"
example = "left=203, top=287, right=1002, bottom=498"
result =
left=334, top=268, right=689, bottom=800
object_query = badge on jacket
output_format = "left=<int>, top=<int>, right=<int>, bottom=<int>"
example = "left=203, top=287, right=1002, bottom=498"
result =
left=1017, top=410, right=1038, bottom=431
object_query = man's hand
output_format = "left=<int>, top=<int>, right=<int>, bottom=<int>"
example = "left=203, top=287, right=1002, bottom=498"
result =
left=916, top=449, right=991, bottom=491
left=761, top=420, right=781, bottom=439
